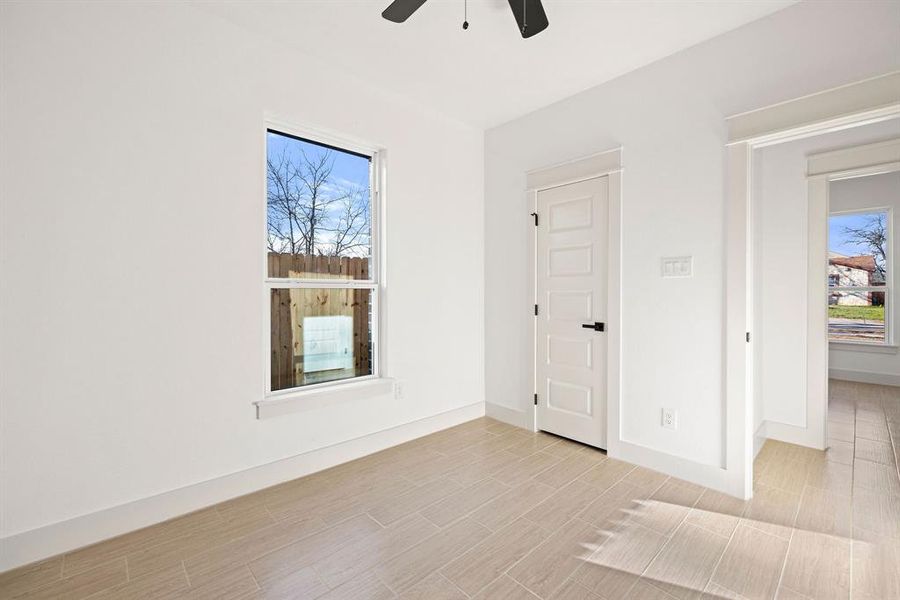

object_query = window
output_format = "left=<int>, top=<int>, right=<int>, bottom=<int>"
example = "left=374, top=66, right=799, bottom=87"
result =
left=828, top=210, right=889, bottom=344
left=265, top=128, right=379, bottom=394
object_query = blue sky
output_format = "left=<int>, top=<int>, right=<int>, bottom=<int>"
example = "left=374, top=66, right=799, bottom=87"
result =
left=829, top=212, right=885, bottom=256
left=266, top=130, right=372, bottom=258
left=266, top=131, right=370, bottom=190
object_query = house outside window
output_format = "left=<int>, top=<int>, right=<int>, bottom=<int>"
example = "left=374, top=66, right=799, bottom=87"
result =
left=828, top=210, right=890, bottom=344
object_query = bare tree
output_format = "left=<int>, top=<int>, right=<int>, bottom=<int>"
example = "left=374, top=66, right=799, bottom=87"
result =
left=266, top=147, right=305, bottom=254
left=295, top=149, right=340, bottom=255
left=842, top=214, right=887, bottom=279
left=325, top=186, right=370, bottom=257
left=267, top=147, right=370, bottom=257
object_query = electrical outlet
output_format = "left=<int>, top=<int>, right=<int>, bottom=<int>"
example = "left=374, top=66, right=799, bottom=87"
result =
left=394, top=380, right=405, bottom=400
left=661, top=408, right=677, bottom=430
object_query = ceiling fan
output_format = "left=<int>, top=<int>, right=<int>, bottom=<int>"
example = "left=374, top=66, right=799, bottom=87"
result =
left=382, top=0, right=549, bottom=39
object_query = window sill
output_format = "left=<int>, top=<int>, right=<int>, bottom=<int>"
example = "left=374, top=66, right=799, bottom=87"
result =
left=255, top=377, right=395, bottom=419
left=829, top=341, right=899, bottom=354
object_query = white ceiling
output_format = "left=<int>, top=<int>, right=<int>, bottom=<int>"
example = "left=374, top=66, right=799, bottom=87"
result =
left=197, top=0, right=796, bottom=129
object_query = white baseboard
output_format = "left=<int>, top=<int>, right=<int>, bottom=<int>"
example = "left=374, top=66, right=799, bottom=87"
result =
left=829, top=368, right=900, bottom=387
left=609, top=439, right=748, bottom=500
left=488, top=403, right=748, bottom=497
left=0, top=401, right=485, bottom=574
left=757, top=419, right=825, bottom=451
left=753, top=421, right=767, bottom=459
left=485, top=402, right=532, bottom=430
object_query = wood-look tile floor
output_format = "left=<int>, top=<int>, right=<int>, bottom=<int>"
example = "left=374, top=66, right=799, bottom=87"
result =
left=2, top=380, right=899, bottom=599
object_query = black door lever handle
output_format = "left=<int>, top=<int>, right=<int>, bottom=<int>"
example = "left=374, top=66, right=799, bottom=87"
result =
left=582, top=322, right=605, bottom=331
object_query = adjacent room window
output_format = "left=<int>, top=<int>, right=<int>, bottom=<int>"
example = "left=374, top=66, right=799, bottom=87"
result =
left=828, top=210, right=889, bottom=344
left=266, top=128, right=378, bottom=393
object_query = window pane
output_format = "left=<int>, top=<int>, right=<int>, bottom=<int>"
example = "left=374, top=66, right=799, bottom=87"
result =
left=270, top=288, right=373, bottom=391
left=267, top=130, right=371, bottom=279
left=828, top=212, right=887, bottom=287
left=828, top=290, right=885, bottom=343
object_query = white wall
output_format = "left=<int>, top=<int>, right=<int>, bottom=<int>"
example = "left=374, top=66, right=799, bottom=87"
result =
left=484, top=1, right=900, bottom=476
left=753, top=122, right=900, bottom=437
left=0, top=0, right=484, bottom=551
left=830, top=171, right=900, bottom=383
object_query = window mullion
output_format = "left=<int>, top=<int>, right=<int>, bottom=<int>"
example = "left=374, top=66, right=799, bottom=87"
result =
left=267, top=279, right=377, bottom=290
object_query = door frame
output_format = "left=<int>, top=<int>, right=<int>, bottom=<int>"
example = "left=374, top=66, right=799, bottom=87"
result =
left=725, top=72, right=900, bottom=497
left=526, top=148, right=623, bottom=453
left=803, top=140, right=900, bottom=445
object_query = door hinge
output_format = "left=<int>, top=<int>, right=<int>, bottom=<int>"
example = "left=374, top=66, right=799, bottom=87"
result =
left=534, top=304, right=539, bottom=316
left=534, top=393, right=538, bottom=406
left=530, top=212, right=538, bottom=226
left=746, top=332, right=751, bottom=343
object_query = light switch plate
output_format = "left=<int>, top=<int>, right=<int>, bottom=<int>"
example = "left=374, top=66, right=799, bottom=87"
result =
left=661, top=256, right=692, bottom=278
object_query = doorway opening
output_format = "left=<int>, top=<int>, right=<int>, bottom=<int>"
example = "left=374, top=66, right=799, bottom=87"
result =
left=751, top=125, right=900, bottom=461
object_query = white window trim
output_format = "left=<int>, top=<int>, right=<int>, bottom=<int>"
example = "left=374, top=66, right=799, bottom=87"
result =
left=255, top=117, right=390, bottom=418
left=256, top=377, right=395, bottom=420
left=830, top=341, right=899, bottom=354
left=827, top=205, right=894, bottom=349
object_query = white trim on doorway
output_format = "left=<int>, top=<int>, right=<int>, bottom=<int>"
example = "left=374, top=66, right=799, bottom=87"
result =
left=725, top=73, right=900, bottom=492
left=806, top=141, right=900, bottom=448
left=525, top=149, right=624, bottom=191
left=524, top=148, right=622, bottom=448
left=727, top=72, right=900, bottom=145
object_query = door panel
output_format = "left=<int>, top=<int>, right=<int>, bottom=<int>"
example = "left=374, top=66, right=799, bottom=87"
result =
left=536, top=176, right=608, bottom=448
left=548, top=196, right=593, bottom=231
left=547, top=291, right=592, bottom=320
left=548, top=244, right=593, bottom=276
left=547, top=335, right=592, bottom=369
left=547, top=379, right=593, bottom=415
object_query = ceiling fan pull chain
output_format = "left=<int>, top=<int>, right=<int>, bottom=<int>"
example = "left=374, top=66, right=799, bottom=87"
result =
left=382, top=0, right=547, bottom=39
left=522, top=0, right=527, bottom=35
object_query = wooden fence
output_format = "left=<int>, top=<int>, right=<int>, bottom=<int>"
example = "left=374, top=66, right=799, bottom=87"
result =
left=269, top=253, right=371, bottom=391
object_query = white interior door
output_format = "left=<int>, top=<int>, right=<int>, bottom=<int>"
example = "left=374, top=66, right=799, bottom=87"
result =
left=535, top=176, right=608, bottom=448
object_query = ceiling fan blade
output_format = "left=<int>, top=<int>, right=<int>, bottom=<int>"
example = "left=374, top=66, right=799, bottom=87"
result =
left=507, top=0, right=549, bottom=38
left=382, top=0, right=429, bottom=23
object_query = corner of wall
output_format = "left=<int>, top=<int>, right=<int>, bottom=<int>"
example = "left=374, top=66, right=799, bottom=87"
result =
left=485, top=402, right=532, bottom=430
left=753, top=421, right=767, bottom=459
left=0, top=401, right=484, bottom=574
